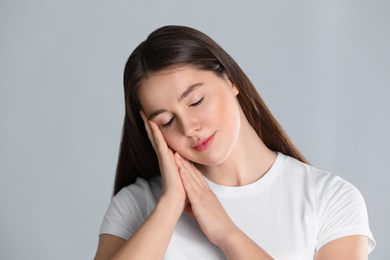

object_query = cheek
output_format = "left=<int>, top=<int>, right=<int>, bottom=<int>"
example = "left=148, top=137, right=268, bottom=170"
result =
left=198, top=95, right=226, bottom=123
left=161, top=130, right=185, bottom=153
left=161, top=131, right=175, bottom=147
left=214, top=93, right=240, bottom=122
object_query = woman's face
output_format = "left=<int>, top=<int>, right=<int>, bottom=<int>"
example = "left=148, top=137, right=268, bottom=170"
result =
left=138, top=66, right=241, bottom=166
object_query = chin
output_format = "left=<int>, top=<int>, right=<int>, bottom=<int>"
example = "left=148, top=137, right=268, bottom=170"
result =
left=191, top=149, right=231, bottom=166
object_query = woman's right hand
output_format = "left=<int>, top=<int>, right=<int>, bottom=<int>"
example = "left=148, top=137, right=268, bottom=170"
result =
left=140, top=111, right=186, bottom=207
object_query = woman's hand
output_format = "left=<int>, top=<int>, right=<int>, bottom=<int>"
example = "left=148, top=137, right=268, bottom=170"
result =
left=174, top=154, right=238, bottom=246
left=140, top=111, right=186, bottom=206
left=139, top=113, right=272, bottom=259
left=175, top=155, right=273, bottom=259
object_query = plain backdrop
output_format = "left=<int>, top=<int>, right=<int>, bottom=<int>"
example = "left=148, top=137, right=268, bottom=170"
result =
left=1, top=0, right=389, bottom=259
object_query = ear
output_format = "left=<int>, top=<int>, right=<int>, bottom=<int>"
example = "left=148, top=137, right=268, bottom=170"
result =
left=232, top=84, right=239, bottom=96
left=223, top=73, right=240, bottom=96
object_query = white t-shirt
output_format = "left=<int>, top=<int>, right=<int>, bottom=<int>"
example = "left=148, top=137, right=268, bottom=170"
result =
left=99, top=153, right=375, bottom=259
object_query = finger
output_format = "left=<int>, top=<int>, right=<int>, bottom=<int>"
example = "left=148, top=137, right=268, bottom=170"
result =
left=176, top=155, right=203, bottom=189
left=180, top=157, right=208, bottom=189
left=149, top=120, right=170, bottom=154
left=180, top=165, right=206, bottom=204
left=140, top=110, right=153, bottom=142
left=140, top=111, right=169, bottom=155
left=174, top=153, right=184, bottom=169
left=179, top=167, right=197, bottom=198
left=184, top=202, right=195, bottom=218
left=196, top=169, right=209, bottom=187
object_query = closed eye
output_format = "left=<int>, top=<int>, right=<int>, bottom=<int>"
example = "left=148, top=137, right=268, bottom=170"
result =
left=190, top=97, right=204, bottom=107
left=162, top=98, right=204, bottom=129
left=162, top=117, right=174, bottom=128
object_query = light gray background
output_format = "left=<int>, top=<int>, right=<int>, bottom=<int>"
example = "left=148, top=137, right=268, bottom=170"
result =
left=1, top=1, right=389, bottom=259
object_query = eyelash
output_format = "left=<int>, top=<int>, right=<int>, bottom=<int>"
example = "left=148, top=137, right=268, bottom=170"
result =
left=162, top=97, right=205, bottom=129
left=162, top=118, right=173, bottom=128
left=190, top=97, right=204, bottom=107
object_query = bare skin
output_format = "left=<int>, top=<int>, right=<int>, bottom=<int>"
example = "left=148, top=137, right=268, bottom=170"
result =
left=94, top=66, right=369, bottom=260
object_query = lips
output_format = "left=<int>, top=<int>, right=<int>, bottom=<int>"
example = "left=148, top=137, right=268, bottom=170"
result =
left=192, top=132, right=216, bottom=152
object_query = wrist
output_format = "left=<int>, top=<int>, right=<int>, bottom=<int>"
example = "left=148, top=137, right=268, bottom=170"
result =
left=214, top=224, right=242, bottom=248
left=158, top=194, right=186, bottom=216
left=216, top=227, right=273, bottom=259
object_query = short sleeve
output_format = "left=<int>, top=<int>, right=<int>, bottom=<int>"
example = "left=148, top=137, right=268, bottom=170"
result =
left=99, top=178, right=157, bottom=240
left=316, top=177, right=376, bottom=253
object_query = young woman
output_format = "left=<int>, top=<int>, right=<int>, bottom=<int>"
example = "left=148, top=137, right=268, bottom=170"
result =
left=94, top=26, right=375, bottom=259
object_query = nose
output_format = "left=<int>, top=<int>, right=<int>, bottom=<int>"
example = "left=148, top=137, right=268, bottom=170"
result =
left=179, top=117, right=201, bottom=137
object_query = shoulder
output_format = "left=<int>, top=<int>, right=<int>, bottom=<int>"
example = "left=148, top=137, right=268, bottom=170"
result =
left=114, top=177, right=162, bottom=211
left=277, top=153, right=365, bottom=219
left=116, top=177, right=156, bottom=199
left=99, top=177, right=162, bottom=240
left=279, top=153, right=357, bottom=194
left=278, top=153, right=375, bottom=252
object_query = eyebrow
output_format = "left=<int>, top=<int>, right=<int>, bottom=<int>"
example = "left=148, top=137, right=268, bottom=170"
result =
left=148, top=82, right=203, bottom=120
left=178, top=82, right=203, bottom=102
left=148, top=109, right=168, bottom=120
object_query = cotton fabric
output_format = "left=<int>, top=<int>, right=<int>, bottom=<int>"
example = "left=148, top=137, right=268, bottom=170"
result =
left=99, top=153, right=375, bottom=259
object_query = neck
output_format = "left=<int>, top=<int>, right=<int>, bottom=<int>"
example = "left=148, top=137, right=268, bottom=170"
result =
left=197, top=110, right=277, bottom=187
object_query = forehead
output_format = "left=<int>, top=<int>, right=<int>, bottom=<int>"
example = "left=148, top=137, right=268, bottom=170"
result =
left=143, top=66, right=200, bottom=88
left=138, top=66, right=206, bottom=100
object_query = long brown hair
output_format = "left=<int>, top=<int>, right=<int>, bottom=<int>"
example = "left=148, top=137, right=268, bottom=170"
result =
left=114, top=25, right=308, bottom=195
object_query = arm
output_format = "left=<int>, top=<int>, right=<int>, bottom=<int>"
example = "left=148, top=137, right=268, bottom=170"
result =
left=217, top=228, right=273, bottom=260
left=94, top=112, right=187, bottom=260
left=94, top=234, right=126, bottom=260
left=315, top=174, right=373, bottom=259
left=94, top=196, right=184, bottom=260
left=219, top=230, right=368, bottom=260
left=315, top=235, right=368, bottom=260
left=176, top=155, right=273, bottom=260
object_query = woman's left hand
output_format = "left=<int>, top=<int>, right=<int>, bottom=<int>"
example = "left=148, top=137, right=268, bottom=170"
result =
left=174, top=154, right=238, bottom=246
